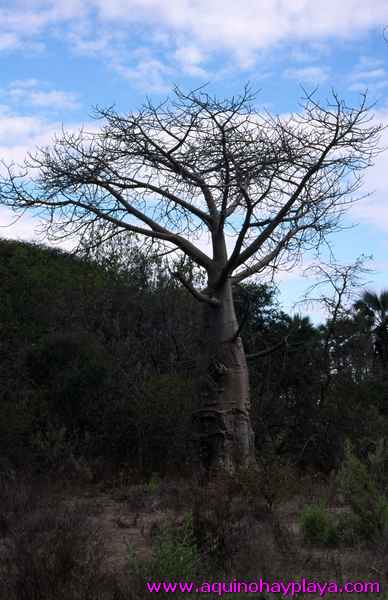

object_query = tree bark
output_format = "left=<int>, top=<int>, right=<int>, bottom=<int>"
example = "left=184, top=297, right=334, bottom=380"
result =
left=192, top=277, right=256, bottom=473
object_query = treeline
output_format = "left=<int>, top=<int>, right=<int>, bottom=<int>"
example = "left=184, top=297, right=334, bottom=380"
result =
left=0, top=237, right=386, bottom=478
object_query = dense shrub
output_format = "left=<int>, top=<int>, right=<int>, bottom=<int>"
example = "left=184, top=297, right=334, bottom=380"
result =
left=0, top=489, right=107, bottom=600
left=124, top=512, right=203, bottom=599
left=337, top=440, right=388, bottom=541
left=301, top=504, right=338, bottom=546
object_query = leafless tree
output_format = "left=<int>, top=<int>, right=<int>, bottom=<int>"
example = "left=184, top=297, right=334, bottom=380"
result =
left=298, top=256, right=372, bottom=406
left=0, top=86, right=383, bottom=473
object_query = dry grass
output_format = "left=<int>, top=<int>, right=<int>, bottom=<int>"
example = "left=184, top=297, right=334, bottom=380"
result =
left=0, top=470, right=387, bottom=600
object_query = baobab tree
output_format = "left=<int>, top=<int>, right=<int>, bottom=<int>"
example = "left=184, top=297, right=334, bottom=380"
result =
left=0, top=86, right=382, bottom=473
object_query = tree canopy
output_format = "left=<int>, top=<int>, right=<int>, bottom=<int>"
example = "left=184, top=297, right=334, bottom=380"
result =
left=0, top=87, right=382, bottom=297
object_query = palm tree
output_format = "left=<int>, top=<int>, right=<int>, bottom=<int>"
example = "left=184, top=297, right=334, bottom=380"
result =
left=354, top=290, right=388, bottom=370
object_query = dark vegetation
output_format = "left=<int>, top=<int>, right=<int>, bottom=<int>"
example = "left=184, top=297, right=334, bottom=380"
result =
left=1, top=236, right=388, bottom=598
left=1, top=86, right=381, bottom=473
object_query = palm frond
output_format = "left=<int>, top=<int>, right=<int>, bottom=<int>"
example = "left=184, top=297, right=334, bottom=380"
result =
left=359, top=290, right=381, bottom=312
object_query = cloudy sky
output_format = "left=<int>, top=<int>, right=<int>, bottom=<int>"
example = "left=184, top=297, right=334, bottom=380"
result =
left=1, top=0, right=388, bottom=320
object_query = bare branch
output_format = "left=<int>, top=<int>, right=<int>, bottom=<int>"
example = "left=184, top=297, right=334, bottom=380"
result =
left=170, top=269, right=220, bottom=306
left=0, top=86, right=382, bottom=298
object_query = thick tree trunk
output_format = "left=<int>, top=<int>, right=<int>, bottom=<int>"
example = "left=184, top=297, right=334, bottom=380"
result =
left=192, top=277, right=256, bottom=473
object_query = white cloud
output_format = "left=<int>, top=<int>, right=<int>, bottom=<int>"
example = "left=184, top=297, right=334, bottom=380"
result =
left=8, top=78, right=40, bottom=89
left=352, top=68, right=387, bottom=81
left=0, top=3, right=85, bottom=55
left=0, top=206, right=41, bottom=243
left=7, top=80, right=81, bottom=111
left=0, top=107, right=94, bottom=167
left=0, top=114, right=47, bottom=144
left=348, top=56, right=388, bottom=94
left=69, top=33, right=111, bottom=56
left=352, top=195, right=388, bottom=232
left=0, top=32, right=20, bottom=50
left=2, top=1, right=388, bottom=76
left=174, top=45, right=208, bottom=77
left=357, top=56, right=385, bottom=70
left=284, top=66, right=329, bottom=83
left=350, top=109, right=388, bottom=232
left=349, top=80, right=388, bottom=93
left=29, top=90, right=80, bottom=110
left=88, top=0, right=388, bottom=53
left=0, top=206, right=78, bottom=251
left=290, top=43, right=330, bottom=63
left=0, top=7, right=50, bottom=36
left=113, top=52, right=174, bottom=92
left=0, top=107, right=96, bottom=249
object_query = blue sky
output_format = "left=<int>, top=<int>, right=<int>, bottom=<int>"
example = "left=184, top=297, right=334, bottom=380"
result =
left=1, top=0, right=388, bottom=321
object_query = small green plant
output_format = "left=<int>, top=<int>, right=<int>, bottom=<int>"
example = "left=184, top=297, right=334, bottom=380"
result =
left=129, top=512, right=202, bottom=590
left=301, top=503, right=337, bottom=545
left=151, top=512, right=200, bottom=581
left=324, top=521, right=339, bottom=546
left=147, top=472, right=161, bottom=495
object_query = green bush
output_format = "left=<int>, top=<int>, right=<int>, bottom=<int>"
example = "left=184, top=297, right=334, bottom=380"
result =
left=301, top=504, right=337, bottom=545
left=335, top=511, right=362, bottom=546
left=368, top=438, right=388, bottom=493
left=150, top=512, right=200, bottom=581
left=147, top=472, right=161, bottom=496
left=127, top=511, right=202, bottom=593
left=337, top=440, right=388, bottom=541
